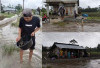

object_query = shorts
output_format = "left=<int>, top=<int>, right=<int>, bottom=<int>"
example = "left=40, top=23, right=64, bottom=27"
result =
left=30, top=36, right=35, bottom=50
left=21, top=34, right=36, bottom=50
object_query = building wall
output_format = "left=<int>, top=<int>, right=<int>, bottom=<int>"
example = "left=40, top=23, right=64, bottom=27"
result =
left=46, top=0, right=78, bottom=2
left=46, top=0, right=79, bottom=16
left=52, top=6, right=76, bottom=16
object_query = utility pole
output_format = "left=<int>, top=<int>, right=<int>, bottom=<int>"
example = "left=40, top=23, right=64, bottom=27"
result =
left=0, top=0, right=1, bottom=14
left=23, top=0, right=24, bottom=10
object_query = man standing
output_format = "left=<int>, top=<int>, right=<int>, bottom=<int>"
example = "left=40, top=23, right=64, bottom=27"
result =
left=16, top=8, right=40, bottom=63
left=58, top=5, right=65, bottom=20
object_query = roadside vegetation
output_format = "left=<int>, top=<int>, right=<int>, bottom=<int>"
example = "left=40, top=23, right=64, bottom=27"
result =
left=52, top=21, right=69, bottom=27
left=79, top=6, right=100, bottom=21
left=11, top=18, right=20, bottom=27
left=1, top=13, right=15, bottom=18
left=2, top=45, right=20, bottom=56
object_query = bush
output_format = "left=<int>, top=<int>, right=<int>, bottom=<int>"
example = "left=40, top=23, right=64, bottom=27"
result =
left=0, top=15, right=5, bottom=20
left=2, top=45, right=20, bottom=56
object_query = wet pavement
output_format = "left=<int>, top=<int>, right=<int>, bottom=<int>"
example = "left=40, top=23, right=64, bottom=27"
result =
left=0, top=17, right=42, bottom=68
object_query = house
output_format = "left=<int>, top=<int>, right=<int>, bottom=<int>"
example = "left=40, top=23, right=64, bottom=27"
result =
left=3, top=7, right=17, bottom=13
left=49, top=42, right=87, bottom=59
left=50, top=42, right=85, bottom=52
left=44, top=0, right=79, bottom=16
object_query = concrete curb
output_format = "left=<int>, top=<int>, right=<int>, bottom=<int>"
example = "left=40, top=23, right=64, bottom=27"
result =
left=0, top=15, right=18, bottom=25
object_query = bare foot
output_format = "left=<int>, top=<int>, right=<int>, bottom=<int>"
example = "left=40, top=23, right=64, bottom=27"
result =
left=29, top=60, right=32, bottom=63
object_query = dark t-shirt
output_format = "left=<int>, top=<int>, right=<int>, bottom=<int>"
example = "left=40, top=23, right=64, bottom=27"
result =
left=19, top=16, right=40, bottom=36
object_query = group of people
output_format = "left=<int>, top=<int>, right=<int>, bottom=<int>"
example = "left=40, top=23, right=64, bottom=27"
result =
left=42, top=5, right=65, bottom=22
left=42, top=5, right=79, bottom=23
left=53, top=49, right=89, bottom=59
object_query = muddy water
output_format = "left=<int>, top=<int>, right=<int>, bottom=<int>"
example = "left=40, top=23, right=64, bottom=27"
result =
left=44, top=59, right=100, bottom=68
left=43, top=22, right=100, bottom=32
left=66, top=59, right=100, bottom=68
left=0, top=21, right=42, bottom=68
left=78, top=23, right=100, bottom=32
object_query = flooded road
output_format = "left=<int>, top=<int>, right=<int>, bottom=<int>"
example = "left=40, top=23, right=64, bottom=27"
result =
left=43, top=59, right=100, bottom=68
left=0, top=18, right=42, bottom=68
left=43, top=22, right=100, bottom=32
left=42, top=32, right=100, bottom=68
left=67, top=59, right=100, bottom=68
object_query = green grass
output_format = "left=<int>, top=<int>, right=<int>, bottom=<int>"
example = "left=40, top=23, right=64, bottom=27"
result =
left=90, top=52, right=100, bottom=55
left=42, top=12, right=47, bottom=17
left=1, top=13, right=15, bottom=18
left=2, top=45, right=20, bottom=56
left=82, top=12, right=100, bottom=17
left=11, top=22, right=19, bottom=27
left=52, top=21, right=69, bottom=27
left=11, top=18, right=20, bottom=27
left=87, top=17, right=100, bottom=20
left=82, top=12, right=100, bottom=20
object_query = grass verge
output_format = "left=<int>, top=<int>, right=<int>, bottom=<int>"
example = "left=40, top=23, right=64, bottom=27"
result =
left=52, top=21, right=69, bottom=27
left=1, top=13, right=15, bottom=18
left=2, top=45, right=20, bottom=56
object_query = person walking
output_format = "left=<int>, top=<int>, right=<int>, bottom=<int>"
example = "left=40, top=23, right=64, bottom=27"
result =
left=58, top=5, right=65, bottom=20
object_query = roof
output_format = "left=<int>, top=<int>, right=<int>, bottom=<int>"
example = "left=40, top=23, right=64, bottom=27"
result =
left=45, top=0, right=79, bottom=6
left=3, top=8, right=16, bottom=11
left=53, top=43, right=85, bottom=50
left=45, top=0, right=78, bottom=3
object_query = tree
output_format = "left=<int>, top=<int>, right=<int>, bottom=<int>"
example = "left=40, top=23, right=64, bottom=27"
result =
left=15, top=4, right=22, bottom=12
left=98, top=5, right=100, bottom=11
left=69, top=39, right=78, bottom=44
left=7, top=4, right=12, bottom=8
left=97, top=44, right=100, bottom=51
left=41, top=8, right=46, bottom=12
left=1, top=4, right=4, bottom=13
left=37, top=7, right=41, bottom=15
left=79, top=6, right=98, bottom=12
left=87, top=6, right=91, bottom=9
left=85, top=46, right=89, bottom=49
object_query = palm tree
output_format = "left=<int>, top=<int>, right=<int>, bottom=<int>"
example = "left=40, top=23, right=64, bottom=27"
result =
left=97, top=44, right=100, bottom=51
left=69, top=39, right=78, bottom=44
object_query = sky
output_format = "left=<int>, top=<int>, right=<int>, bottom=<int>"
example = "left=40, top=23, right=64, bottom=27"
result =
left=80, top=0, right=100, bottom=8
left=1, top=0, right=100, bottom=9
left=42, top=32, right=100, bottom=48
left=1, top=0, right=43, bottom=9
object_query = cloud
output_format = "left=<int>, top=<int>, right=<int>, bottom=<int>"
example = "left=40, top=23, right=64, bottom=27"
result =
left=42, top=0, right=100, bottom=8
left=80, top=0, right=100, bottom=8
left=1, top=0, right=100, bottom=9
left=43, top=32, right=100, bottom=48
left=1, top=0, right=42, bottom=9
